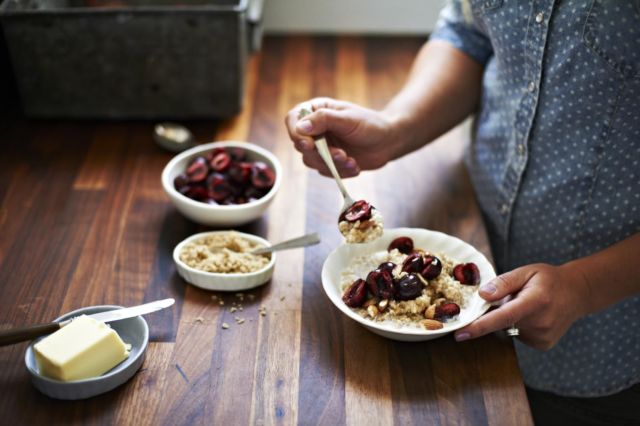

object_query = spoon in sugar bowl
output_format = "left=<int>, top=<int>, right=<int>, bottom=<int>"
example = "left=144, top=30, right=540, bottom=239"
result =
left=298, top=108, right=384, bottom=244
left=251, top=233, right=321, bottom=255
left=153, top=122, right=197, bottom=152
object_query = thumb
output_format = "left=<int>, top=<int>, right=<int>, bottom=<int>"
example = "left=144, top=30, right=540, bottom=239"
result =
left=479, top=267, right=534, bottom=302
left=295, top=108, right=358, bottom=138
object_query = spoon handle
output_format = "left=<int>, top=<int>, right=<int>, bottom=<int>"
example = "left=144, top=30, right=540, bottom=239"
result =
left=314, top=137, right=355, bottom=206
left=251, top=233, right=321, bottom=255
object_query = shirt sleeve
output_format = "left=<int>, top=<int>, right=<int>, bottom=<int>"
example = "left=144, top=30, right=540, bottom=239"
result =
left=429, top=0, right=494, bottom=66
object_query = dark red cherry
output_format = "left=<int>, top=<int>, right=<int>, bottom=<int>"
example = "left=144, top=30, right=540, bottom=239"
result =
left=402, top=253, right=424, bottom=274
left=229, top=147, right=247, bottom=161
left=174, top=173, right=190, bottom=191
left=185, top=185, right=208, bottom=201
left=251, top=162, right=276, bottom=189
left=435, top=302, right=460, bottom=320
left=421, top=255, right=442, bottom=280
left=395, top=274, right=422, bottom=300
left=366, top=269, right=394, bottom=300
left=341, top=200, right=372, bottom=223
left=388, top=236, right=414, bottom=254
left=209, top=151, right=231, bottom=172
left=229, top=162, right=252, bottom=184
left=207, top=173, right=232, bottom=202
left=453, top=263, right=481, bottom=285
left=342, top=278, right=367, bottom=308
left=377, top=262, right=396, bottom=274
left=186, top=157, right=209, bottom=183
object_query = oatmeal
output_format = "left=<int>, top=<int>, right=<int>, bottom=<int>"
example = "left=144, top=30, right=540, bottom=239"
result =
left=340, top=236, right=480, bottom=330
left=338, top=200, right=384, bottom=244
left=180, top=232, right=270, bottom=273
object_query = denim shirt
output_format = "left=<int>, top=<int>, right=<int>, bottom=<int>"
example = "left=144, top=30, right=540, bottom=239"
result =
left=431, top=0, right=640, bottom=397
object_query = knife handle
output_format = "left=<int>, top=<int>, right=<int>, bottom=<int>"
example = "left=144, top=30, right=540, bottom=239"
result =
left=0, top=322, right=61, bottom=346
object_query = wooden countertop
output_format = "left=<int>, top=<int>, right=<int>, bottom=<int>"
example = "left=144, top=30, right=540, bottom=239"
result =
left=0, top=36, right=532, bottom=425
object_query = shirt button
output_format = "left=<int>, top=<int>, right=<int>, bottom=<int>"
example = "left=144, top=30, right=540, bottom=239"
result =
left=517, top=143, right=526, bottom=155
left=528, top=81, right=536, bottom=92
left=535, top=12, right=544, bottom=23
left=500, top=204, right=509, bottom=214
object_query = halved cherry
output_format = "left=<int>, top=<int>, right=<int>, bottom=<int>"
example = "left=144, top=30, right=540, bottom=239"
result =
left=377, top=262, right=396, bottom=274
left=251, top=162, right=276, bottom=189
left=341, top=200, right=372, bottom=223
left=388, top=236, right=414, bottom=254
left=185, top=185, right=208, bottom=201
left=229, top=162, right=252, bottom=184
left=174, top=173, right=190, bottom=192
left=435, top=302, right=460, bottom=320
left=209, top=151, right=231, bottom=172
left=186, top=157, right=209, bottom=183
left=229, top=147, right=247, bottom=161
left=402, top=253, right=424, bottom=274
left=207, top=173, right=232, bottom=202
left=453, top=263, right=481, bottom=285
left=421, top=255, right=442, bottom=280
left=366, top=268, right=394, bottom=300
left=342, top=278, right=368, bottom=307
left=206, top=147, right=226, bottom=162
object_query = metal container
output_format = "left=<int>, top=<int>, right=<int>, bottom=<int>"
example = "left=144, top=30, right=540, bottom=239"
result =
left=0, top=0, right=263, bottom=118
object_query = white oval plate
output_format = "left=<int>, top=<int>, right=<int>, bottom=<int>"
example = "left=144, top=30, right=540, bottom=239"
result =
left=322, top=227, right=494, bottom=342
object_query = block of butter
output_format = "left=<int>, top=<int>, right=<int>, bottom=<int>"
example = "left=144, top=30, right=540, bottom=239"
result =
left=33, top=315, right=130, bottom=381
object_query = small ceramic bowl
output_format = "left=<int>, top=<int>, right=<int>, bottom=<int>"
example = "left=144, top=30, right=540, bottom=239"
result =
left=173, top=231, right=276, bottom=291
left=25, top=305, right=149, bottom=400
left=161, top=141, right=282, bottom=227
left=322, top=227, right=495, bottom=342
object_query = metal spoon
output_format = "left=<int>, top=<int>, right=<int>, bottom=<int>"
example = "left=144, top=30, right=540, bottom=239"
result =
left=298, top=108, right=355, bottom=213
left=153, top=122, right=197, bottom=152
left=251, top=232, right=321, bottom=255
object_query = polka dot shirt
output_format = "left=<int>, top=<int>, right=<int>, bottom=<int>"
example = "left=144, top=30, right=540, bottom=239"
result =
left=431, top=0, right=640, bottom=397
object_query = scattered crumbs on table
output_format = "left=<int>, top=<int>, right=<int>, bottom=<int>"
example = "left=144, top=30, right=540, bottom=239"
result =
left=230, top=306, right=237, bottom=313
left=235, top=317, right=245, bottom=324
left=280, top=296, right=286, bottom=302
left=218, top=300, right=225, bottom=306
left=222, top=322, right=230, bottom=329
left=195, top=316, right=204, bottom=323
left=248, top=294, right=256, bottom=301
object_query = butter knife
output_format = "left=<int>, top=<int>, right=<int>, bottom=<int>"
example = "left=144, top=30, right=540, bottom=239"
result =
left=0, top=298, right=175, bottom=346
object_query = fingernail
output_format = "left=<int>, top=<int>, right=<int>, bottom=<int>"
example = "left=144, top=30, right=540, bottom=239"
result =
left=296, top=119, right=313, bottom=134
left=455, top=332, right=471, bottom=342
left=299, top=140, right=313, bottom=150
left=480, top=281, right=497, bottom=295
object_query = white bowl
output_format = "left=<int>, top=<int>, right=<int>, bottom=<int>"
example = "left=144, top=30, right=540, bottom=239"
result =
left=322, top=227, right=495, bottom=342
left=25, top=305, right=149, bottom=400
left=161, top=141, right=282, bottom=226
left=173, top=231, right=276, bottom=291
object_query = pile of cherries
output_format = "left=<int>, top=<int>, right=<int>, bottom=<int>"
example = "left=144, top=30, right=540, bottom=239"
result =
left=173, top=147, right=276, bottom=205
left=342, top=236, right=480, bottom=320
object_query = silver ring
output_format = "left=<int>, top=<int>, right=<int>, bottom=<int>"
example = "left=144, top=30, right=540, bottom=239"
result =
left=506, top=325, right=520, bottom=337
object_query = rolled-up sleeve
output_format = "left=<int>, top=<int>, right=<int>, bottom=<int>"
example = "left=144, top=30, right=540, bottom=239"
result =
left=429, top=0, right=494, bottom=66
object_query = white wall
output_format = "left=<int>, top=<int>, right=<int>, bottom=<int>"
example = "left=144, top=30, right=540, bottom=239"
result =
left=262, top=0, right=447, bottom=34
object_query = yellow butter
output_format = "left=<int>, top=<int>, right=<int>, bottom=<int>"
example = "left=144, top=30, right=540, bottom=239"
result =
left=34, top=315, right=130, bottom=381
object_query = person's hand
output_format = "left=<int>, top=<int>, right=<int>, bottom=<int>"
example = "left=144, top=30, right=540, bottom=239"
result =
left=454, top=263, right=591, bottom=350
left=285, top=97, right=399, bottom=177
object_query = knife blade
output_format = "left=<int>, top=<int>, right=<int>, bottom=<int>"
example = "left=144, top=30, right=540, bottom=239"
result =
left=0, top=298, right=175, bottom=347
left=61, top=298, right=175, bottom=326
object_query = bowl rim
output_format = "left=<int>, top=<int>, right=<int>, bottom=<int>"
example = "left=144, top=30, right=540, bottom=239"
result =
left=173, top=230, right=276, bottom=278
left=24, top=304, right=149, bottom=385
left=322, top=227, right=494, bottom=337
left=161, top=141, right=282, bottom=211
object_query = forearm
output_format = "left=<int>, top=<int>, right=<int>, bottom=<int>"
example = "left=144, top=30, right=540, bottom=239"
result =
left=564, top=233, right=640, bottom=316
left=383, top=40, right=484, bottom=160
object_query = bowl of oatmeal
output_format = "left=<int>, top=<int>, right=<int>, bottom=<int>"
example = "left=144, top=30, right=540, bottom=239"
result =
left=322, top=228, right=495, bottom=341
left=173, top=231, right=275, bottom=291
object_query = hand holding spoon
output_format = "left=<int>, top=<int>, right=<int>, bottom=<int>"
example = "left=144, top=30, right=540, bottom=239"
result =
left=298, top=108, right=384, bottom=243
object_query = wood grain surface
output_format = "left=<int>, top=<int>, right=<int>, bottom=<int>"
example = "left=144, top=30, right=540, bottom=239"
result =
left=0, top=36, right=533, bottom=425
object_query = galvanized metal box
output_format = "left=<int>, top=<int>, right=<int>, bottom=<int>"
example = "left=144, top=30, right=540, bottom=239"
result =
left=0, top=0, right=263, bottom=118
